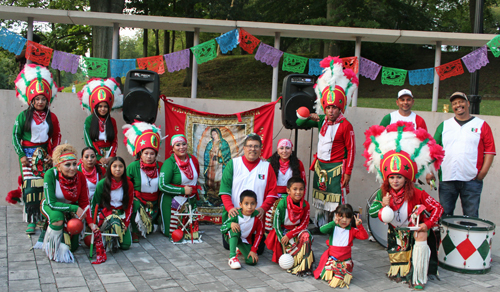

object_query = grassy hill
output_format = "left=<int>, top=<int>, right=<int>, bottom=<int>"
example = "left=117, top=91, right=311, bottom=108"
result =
left=68, top=48, right=500, bottom=115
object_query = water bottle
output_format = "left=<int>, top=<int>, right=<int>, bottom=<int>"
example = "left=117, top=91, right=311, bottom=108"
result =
left=71, top=84, right=76, bottom=93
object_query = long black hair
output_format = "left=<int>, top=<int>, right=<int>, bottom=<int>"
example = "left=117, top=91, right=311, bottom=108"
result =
left=81, top=147, right=102, bottom=176
left=269, top=151, right=301, bottom=179
left=23, top=103, right=53, bottom=136
left=101, top=157, right=129, bottom=210
left=89, top=104, right=115, bottom=143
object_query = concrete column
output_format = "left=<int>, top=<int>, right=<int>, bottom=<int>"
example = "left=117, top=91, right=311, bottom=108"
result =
left=191, top=28, right=200, bottom=99
left=26, top=17, right=33, bottom=64
left=352, top=36, right=362, bottom=107
left=432, top=41, right=442, bottom=112
left=271, top=32, right=281, bottom=102
left=112, top=23, right=119, bottom=59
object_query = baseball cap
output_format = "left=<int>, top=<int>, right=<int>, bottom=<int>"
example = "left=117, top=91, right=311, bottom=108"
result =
left=449, top=92, right=468, bottom=102
left=398, top=89, right=413, bottom=99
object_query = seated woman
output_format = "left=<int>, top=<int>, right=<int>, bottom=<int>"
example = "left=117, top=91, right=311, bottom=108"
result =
left=159, top=134, right=201, bottom=242
left=123, top=122, right=163, bottom=242
left=265, top=138, right=306, bottom=233
left=78, top=147, right=105, bottom=202
left=39, top=144, right=96, bottom=263
left=365, top=122, right=444, bottom=290
left=91, top=157, right=135, bottom=251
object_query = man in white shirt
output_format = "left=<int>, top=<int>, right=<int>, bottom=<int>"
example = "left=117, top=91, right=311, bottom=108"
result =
left=380, top=89, right=427, bottom=131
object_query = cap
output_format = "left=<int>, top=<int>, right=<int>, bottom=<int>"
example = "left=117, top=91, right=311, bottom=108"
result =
left=449, top=91, right=468, bottom=102
left=397, top=89, right=413, bottom=99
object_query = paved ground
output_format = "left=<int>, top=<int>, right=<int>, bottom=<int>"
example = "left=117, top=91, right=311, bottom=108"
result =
left=2, top=205, right=500, bottom=292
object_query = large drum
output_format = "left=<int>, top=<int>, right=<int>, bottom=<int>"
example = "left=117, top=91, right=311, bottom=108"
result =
left=366, top=189, right=388, bottom=247
left=439, top=216, right=495, bottom=274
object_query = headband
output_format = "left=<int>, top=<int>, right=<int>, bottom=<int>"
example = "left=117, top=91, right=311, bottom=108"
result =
left=58, top=153, right=77, bottom=165
left=170, top=134, right=187, bottom=146
left=277, top=139, right=293, bottom=149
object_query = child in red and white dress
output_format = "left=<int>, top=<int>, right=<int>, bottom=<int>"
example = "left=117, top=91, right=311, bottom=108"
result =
left=314, top=204, right=368, bottom=288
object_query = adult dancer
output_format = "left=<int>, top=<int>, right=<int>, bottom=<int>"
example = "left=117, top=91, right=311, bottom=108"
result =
left=10, top=64, right=61, bottom=234
left=123, top=122, right=163, bottom=242
left=159, top=134, right=201, bottom=242
left=296, top=56, right=357, bottom=227
left=365, top=122, right=444, bottom=290
left=40, top=144, right=95, bottom=263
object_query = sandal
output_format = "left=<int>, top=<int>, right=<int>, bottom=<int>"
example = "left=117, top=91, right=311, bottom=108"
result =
left=26, top=223, right=36, bottom=234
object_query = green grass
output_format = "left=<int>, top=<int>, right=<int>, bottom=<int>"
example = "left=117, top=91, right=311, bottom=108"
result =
left=63, top=51, right=500, bottom=115
left=356, top=98, right=500, bottom=116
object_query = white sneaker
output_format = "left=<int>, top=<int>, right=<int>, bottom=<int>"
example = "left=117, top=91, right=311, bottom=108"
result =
left=228, top=256, right=241, bottom=269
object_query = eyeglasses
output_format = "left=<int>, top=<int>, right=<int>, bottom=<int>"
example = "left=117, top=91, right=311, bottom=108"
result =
left=245, top=145, right=261, bottom=150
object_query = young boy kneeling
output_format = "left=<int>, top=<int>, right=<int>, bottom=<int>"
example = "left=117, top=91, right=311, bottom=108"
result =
left=265, top=177, right=314, bottom=275
left=220, top=190, right=264, bottom=269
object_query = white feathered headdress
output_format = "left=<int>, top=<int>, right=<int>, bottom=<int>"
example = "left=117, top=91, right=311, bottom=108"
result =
left=315, top=56, right=358, bottom=115
left=15, top=64, right=58, bottom=105
left=122, top=122, right=162, bottom=156
left=77, top=78, right=123, bottom=114
left=363, top=121, right=444, bottom=183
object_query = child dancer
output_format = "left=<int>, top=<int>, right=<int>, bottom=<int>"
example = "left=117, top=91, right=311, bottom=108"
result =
left=266, top=177, right=314, bottom=275
left=220, top=190, right=264, bottom=269
left=78, top=78, right=123, bottom=166
left=314, top=204, right=368, bottom=288
left=365, top=122, right=444, bottom=290
left=92, top=157, right=137, bottom=251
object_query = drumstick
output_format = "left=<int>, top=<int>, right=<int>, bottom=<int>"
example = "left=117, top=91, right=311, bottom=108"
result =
left=79, top=205, right=90, bottom=220
left=89, top=204, right=98, bottom=259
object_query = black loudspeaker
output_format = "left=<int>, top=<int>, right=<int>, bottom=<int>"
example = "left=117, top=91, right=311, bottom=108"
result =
left=123, top=69, right=160, bottom=124
left=281, top=74, right=316, bottom=129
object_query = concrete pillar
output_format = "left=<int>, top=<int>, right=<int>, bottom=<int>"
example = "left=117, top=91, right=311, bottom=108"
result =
left=26, top=17, right=33, bottom=64
left=112, top=23, right=119, bottom=59
left=432, top=41, right=442, bottom=112
left=191, top=28, right=200, bottom=99
left=352, top=36, right=362, bottom=107
left=271, top=32, right=281, bottom=102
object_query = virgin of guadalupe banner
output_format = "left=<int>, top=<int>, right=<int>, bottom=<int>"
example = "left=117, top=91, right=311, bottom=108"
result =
left=163, top=99, right=279, bottom=221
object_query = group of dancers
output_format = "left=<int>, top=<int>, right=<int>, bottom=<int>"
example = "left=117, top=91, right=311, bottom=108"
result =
left=10, top=59, right=446, bottom=290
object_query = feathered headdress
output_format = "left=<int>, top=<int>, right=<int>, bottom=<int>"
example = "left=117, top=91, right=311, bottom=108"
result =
left=363, top=121, right=444, bottom=183
left=15, top=64, right=58, bottom=105
left=122, top=122, right=162, bottom=156
left=315, top=56, right=359, bottom=114
left=77, top=78, right=123, bottom=114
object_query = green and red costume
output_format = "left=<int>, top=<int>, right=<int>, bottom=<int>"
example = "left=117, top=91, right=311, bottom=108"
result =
left=159, top=154, right=200, bottom=241
left=13, top=110, right=61, bottom=222
left=314, top=220, right=368, bottom=288
left=265, top=195, right=314, bottom=275
left=83, top=115, right=117, bottom=161
left=91, top=177, right=136, bottom=250
left=220, top=209, right=264, bottom=265
left=127, top=160, right=163, bottom=237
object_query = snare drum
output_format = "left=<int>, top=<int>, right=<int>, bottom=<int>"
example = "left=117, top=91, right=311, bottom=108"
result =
left=439, top=216, right=495, bottom=274
left=366, top=189, right=388, bottom=247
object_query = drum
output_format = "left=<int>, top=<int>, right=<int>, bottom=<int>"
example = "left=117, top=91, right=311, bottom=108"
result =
left=366, top=188, right=388, bottom=247
left=439, top=216, right=495, bottom=274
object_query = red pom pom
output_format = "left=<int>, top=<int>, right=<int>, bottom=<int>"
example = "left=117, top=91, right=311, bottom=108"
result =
left=84, top=234, right=92, bottom=247
left=319, top=56, right=335, bottom=68
left=6, top=189, right=21, bottom=204
left=67, top=218, right=84, bottom=235
left=172, top=229, right=184, bottom=242
left=363, top=125, right=386, bottom=149
left=296, top=107, right=310, bottom=119
left=344, top=69, right=356, bottom=80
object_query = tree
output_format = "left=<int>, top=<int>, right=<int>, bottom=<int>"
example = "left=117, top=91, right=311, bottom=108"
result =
left=88, top=0, right=125, bottom=59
